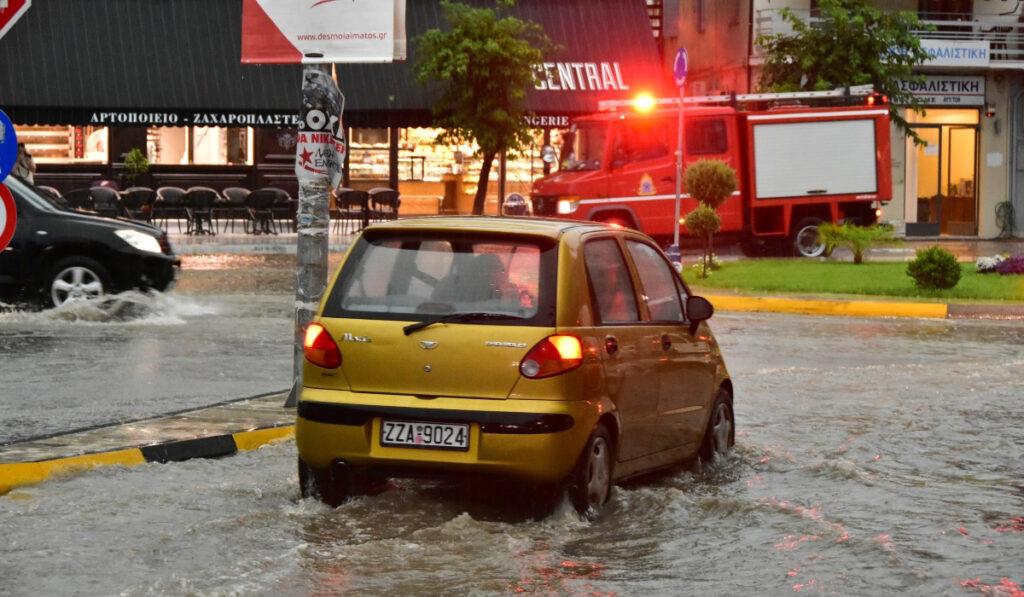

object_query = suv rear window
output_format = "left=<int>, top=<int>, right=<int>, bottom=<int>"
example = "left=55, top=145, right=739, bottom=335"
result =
left=322, top=231, right=558, bottom=326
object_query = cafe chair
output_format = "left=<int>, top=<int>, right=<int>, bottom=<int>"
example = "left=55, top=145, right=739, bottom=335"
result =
left=219, top=186, right=251, bottom=233
left=62, top=188, right=95, bottom=211
left=332, top=188, right=369, bottom=235
left=183, top=186, right=220, bottom=235
left=368, top=187, right=400, bottom=223
left=120, top=186, right=157, bottom=222
left=154, top=186, right=187, bottom=232
left=269, top=188, right=297, bottom=233
left=90, top=186, right=122, bottom=218
left=245, top=188, right=280, bottom=235
left=38, top=185, right=62, bottom=199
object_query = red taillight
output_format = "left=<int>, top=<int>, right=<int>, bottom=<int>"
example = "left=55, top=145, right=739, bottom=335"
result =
left=304, top=323, right=341, bottom=369
left=520, top=335, right=583, bottom=379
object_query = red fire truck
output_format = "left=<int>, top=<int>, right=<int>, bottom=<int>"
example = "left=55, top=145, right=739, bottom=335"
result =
left=529, top=87, right=893, bottom=257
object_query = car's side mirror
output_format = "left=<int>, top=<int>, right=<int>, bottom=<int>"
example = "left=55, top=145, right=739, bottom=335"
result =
left=686, top=295, right=714, bottom=334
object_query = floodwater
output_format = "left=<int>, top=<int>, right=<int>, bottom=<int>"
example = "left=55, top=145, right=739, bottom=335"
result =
left=2, top=255, right=1023, bottom=596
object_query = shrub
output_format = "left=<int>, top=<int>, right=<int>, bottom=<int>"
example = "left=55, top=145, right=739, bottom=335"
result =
left=818, top=222, right=899, bottom=264
left=995, top=255, right=1024, bottom=275
left=684, top=159, right=737, bottom=210
left=906, top=246, right=961, bottom=290
left=685, top=203, right=721, bottom=278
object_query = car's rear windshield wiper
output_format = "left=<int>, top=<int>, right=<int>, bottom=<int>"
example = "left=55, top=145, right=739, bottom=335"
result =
left=403, top=312, right=524, bottom=335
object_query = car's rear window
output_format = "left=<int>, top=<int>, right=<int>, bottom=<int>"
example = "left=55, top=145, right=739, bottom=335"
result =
left=322, top=230, right=558, bottom=326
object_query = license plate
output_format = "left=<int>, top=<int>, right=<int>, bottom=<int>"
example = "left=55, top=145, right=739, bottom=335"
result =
left=380, top=420, right=470, bottom=451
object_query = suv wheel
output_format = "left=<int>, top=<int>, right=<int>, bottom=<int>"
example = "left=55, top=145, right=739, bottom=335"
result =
left=568, top=423, right=613, bottom=516
left=48, top=257, right=110, bottom=307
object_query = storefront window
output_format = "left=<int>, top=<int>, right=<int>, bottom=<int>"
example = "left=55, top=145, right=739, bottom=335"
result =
left=146, top=127, right=251, bottom=165
left=12, top=125, right=108, bottom=163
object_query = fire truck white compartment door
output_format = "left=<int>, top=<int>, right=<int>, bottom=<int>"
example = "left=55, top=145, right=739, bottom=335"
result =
left=751, top=118, right=877, bottom=199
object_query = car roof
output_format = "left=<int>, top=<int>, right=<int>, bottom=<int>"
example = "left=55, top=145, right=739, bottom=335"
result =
left=362, top=216, right=620, bottom=240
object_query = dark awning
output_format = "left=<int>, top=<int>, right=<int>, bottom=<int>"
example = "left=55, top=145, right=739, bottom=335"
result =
left=0, top=0, right=668, bottom=129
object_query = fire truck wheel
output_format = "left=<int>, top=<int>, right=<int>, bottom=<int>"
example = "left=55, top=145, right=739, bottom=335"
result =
left=792, top=218, right=826, bottom=258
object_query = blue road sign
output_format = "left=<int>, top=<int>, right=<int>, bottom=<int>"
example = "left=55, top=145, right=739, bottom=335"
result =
left=673, top=48, right=688, bottom=89
left=0, top=109, right=18, bottom=181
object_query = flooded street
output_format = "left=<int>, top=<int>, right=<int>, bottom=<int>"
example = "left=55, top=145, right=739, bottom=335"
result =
left=2, top=255, right=1023, bottom=595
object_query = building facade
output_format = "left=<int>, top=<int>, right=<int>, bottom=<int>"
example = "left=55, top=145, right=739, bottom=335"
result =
left=0, top=0, right=668, bottom=211
left=664, top=0, right=1023, bottom=239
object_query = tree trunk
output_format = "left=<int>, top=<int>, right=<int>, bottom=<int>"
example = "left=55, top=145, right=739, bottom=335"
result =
left=472, top=150, right=497, bottom=215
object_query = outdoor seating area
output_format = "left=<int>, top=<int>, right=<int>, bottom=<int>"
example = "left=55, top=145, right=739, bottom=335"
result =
left=42, top=182, right=408, bottom=237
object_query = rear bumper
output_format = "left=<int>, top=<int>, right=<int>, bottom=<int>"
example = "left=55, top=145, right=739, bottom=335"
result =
left=295, top=389, right=600, bottom=484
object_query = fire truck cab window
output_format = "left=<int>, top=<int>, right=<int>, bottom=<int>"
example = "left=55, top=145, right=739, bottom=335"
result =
left=611, top=119, right=671, bottom=168
left=565, top=121, right=608, bottom=171
left=685, top=118, right=728, bottom=155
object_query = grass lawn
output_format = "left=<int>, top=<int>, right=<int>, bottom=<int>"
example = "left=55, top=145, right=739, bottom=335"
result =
left=682, top=259, right=1024, bottom=303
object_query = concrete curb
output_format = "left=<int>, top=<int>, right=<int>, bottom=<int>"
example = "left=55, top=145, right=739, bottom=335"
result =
left=0, top=392, right=295, bottom=495
left=0, top=426, right=294, bottom=495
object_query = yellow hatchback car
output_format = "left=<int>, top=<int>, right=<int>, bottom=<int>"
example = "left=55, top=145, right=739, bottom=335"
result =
left=296, top=217, right=733, bottom=514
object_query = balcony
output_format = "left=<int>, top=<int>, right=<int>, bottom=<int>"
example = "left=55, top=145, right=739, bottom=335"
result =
left=754, top=9, right=1024, bottom=68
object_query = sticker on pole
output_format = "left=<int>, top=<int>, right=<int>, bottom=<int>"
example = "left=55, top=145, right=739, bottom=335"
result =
left=295, top=66, right=346, bottom=188
left=0, top=184, right=17, bottom=253
left=0, top=109, right=18, bottom=181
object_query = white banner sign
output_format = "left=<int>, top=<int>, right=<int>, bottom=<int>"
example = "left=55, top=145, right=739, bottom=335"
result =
left=242, top=0, right=406, bottom=64
left=897, top=75, right=985, bottom=106
left=919, top=39, right=990, bottom=67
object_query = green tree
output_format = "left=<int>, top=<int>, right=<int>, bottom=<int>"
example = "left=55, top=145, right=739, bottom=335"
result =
left=684, top=159, right=737, bottom=277
left=414, top=0, right=559, bottom=215
left=756, top=0, right=933, bottom=143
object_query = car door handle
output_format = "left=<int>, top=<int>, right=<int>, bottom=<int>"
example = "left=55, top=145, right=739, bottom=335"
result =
left=661, top=176, right=674, bottom=182
left=604, top=336, right=618, bottom=355
left=661, top=334, right=672, bottom=351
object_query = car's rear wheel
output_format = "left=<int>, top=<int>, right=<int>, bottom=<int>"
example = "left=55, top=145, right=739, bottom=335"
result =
left=568, top=423, right=613, bottom=516
left=699, top=389, right=735, bottom=463
left=792, top=217, right=827, bottom=258
left=298, top=457, right=346, bottom=507
left=47, top=257, right=110, bottom=307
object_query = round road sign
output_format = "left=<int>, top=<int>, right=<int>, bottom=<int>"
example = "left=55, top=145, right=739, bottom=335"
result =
left=0, top=109, right=18, bottom=181
left=673, top=47, right=688, bottom=88
left=0, top=184, right=17, bottom=252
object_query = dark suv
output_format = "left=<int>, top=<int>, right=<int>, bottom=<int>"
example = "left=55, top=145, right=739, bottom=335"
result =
left=0, top=176, right=179, bottom=307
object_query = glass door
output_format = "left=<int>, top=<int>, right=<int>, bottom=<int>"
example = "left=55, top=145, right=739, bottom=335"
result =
left=905, top=109, right=979, bottom=236
left=945, top=126, right=978, bottom=235
left=909, top=127, right=941, bottom=236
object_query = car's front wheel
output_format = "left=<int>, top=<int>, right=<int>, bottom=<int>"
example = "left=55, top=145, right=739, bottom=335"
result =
left=568, top=423, right=613, bottom=516
left=47, top=257, right=110, bottom=307
left=699, top=389, right=735, bottom=463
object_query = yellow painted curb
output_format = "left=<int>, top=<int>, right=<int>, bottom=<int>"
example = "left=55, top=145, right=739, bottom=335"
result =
left=0, top=448, right=146, bottom=495
left=706, top=295, right=949, bottom=319
left=233, top=425, right=295, bottom=451
left=1, top=425, right=296, bottom=495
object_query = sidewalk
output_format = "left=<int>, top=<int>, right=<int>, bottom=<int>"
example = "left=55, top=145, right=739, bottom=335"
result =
left=2, top=231, right=1020, bottom=495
